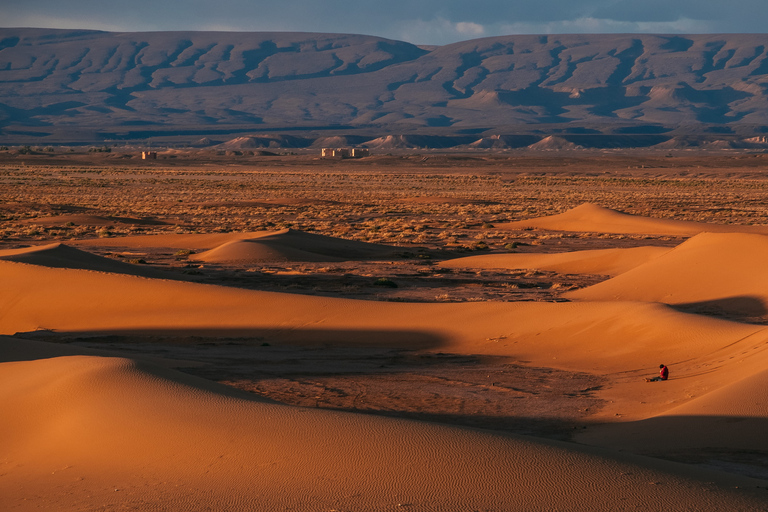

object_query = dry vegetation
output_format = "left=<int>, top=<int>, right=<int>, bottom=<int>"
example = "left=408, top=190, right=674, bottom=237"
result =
left=3, top=151, right=768, bottom=303
left=4, top=152, right=768, bottom=243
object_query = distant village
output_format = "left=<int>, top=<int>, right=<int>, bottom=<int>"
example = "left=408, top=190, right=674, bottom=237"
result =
left=137, top=147, right=371, bottom=159
left=320, top=148, right=369, bottom=158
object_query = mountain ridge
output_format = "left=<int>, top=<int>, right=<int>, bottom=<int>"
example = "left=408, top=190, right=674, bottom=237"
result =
left=2, top=29, right=768, bottom=143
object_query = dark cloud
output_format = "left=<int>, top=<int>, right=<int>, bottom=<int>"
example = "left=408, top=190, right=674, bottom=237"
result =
left=593, top=0, right=725, bottom=22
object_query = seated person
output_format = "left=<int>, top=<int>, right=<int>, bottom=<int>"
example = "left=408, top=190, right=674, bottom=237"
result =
left=646, top=364, right=668, bottom=382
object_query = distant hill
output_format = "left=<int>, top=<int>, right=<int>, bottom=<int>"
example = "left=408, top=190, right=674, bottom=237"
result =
left=1, top=29, right=768, bottom=144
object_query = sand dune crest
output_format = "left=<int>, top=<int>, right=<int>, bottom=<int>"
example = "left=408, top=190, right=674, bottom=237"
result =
left=567, top=232, right=768, bottom=319
left=501, top=203, right=768, bottom=236
left=442, top=246, right=670, bottom=276
left=192, top=228, right=397, bottom=263
left=0, top=243, right=169, bottom=278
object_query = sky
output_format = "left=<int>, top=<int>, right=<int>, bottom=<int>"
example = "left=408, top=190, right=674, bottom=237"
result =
left=2, top=0, right=767, bottom=45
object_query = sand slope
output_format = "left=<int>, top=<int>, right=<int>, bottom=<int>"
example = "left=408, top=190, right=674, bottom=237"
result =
left=441, top=246, right=670, bottom=276
left=72, top=231, right=273, bottom=250
left=6, top=234, right=768, bottom=508
left=192, top=228, right=397, bottom=263
left=0, top=243, right=170, bottom=278
left=2, top=347, right=767, bottom=511
left=500, top=203, right=768, bottom=236
left=577, top=365, right=768, bottom=465
left=2, top=258, right=762, bottom=373
left=567, top=232, right=768, bottom=317
left=4, top=257, right=768, bottom=430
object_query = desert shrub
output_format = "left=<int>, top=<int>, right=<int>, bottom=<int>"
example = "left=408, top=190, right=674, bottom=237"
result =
left=175, top=249, right=195, bottom=257
left=504, top=242, right=519, bottom=250
left=373, top=277, right=398, bottom=288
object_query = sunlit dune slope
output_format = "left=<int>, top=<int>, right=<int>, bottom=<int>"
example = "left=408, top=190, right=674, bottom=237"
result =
left=0, top=259, right=761, bottom=375
left=6, top=256, right=768, bottom=428
left=500, top=203, right=768, bottom=236
left=7, top=244, right=768, bottom=457
left=72, top=231, right=272, bottom=250
left=0, top=243, right=169, bottom=278
left=567, top=232, right=768, bottom=314
left=1, top=351, right=766, bottom=511
left=441, top=246, right=670, bottom=277
left=578, top=365, right=768, bottom=458
left=192, top=228, right=397, bottom=263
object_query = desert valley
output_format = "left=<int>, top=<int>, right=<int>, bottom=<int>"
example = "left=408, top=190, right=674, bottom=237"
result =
left=3, top=149, right=768, bottom=510
left=4, top=27, right=768, bottom=511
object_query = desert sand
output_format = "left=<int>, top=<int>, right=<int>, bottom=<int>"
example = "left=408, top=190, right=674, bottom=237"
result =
left=441, top=245, right=671, bottom=276
left=3, top=154, right=768, bottom=510
left=500, top=203, right=768, bottom=236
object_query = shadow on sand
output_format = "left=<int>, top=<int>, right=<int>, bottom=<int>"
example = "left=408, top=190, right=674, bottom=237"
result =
left=673, top=295, right=768, bottom=324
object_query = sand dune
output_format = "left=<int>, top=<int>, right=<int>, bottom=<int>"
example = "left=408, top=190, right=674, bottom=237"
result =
left=192, top=228, right=396, bottom=263
left=567, top=232, right=768, bottom=317
left=1, top=257, right=765, bottom=409
left=73, top=229, right=395, bottom=264
left=193, top=237, right=340, bottom=262
left=500, top=203, right=768, bottom=236
left=2, top=344, right=767, bottom=511
left=73, top=230, right=273, bottom=250
left=0, top=243, right=170, bottom=278
left=6, top=227, right=768, bottom=508
left=442, top=246, right=670, bottom=276
left=577, top=364, right=768, bottom=466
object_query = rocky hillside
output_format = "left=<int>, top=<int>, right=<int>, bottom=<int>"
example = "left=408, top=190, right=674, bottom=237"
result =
left=1, top=29, right=768, bottom=143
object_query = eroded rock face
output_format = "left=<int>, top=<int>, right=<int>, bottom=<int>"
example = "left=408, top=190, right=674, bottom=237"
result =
left=2, top=29, right=768, bottom=141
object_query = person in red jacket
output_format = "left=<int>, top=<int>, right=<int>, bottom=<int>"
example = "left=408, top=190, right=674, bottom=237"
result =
left=646, top=364, right=669, bottom=382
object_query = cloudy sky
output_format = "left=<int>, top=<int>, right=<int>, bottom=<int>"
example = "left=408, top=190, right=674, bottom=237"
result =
left=3, top=0, right=766, bottom=45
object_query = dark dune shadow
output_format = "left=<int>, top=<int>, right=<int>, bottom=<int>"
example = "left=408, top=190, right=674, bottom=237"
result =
left=3, top=331, right=601, bottom=443
left=10, top=327, right=448, bottom=351
left=672, top=295, right=768, bottom=324
left=328, top=410, right=595, bottom=442
left=0, top=335, right=280, bottom=403
left=584, top=415, right=768, bottom=480
left=0, top=243, right=179, bottom=280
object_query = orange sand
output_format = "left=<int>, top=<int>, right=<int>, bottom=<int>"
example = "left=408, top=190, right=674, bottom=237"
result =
left=5, top=207, right=768, bottom=509
left=192, top=228, right=397, bottom=263
left=567, top=232, right=768, bottom=309
left=500, top=203, right=768, bottom=236
left=3, top=349, right=765, bottom=510
left=442, top=246, right=670, bottom=276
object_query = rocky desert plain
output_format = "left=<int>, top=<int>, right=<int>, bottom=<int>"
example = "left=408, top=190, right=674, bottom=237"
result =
left=6, top=28, right=768, bottom=511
